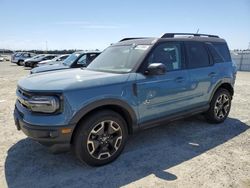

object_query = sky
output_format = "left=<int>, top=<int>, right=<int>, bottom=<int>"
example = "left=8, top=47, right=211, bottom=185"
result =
left=0, top=0, right=249, bottom=50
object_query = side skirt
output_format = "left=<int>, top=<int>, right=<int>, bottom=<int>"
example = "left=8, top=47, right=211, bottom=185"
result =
left=138, top=105, right=210, bottom=131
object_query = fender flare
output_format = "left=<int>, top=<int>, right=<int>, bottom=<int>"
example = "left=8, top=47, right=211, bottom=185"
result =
left=209, top=80, right=234, bottom=102
left=69, top=98, right=138, bottom=132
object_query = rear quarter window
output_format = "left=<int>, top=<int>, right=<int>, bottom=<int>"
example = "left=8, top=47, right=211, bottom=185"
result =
left=211, top=42, right=231, bottom=62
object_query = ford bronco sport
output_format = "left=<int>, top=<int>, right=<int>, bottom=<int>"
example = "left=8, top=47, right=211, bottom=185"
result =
left=14, top=33, right=237, bottom=166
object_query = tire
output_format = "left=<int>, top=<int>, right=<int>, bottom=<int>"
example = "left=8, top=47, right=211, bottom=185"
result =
left=73, top=110, right=128, bottom=166
left=205, top=88, right=232, bottom=123
left=17, top=60, right=22, bottom=66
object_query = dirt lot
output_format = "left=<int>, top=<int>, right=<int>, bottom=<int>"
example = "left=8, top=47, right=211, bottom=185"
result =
left=0, top=58, right=249, bottom=188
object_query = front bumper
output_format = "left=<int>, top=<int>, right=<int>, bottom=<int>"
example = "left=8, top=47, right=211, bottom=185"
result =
left=14, top=106, right=75, bottom=153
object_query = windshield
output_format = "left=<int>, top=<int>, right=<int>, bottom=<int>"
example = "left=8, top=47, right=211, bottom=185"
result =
left=63, top=53, right=81, bottom=66
left=87, top=45, right=150, bottom=73
left=32, top=54, right=45, bottom=59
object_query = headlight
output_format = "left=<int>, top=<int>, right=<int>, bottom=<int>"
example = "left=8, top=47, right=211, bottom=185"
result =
left=28, top=96, right=60, bottom=113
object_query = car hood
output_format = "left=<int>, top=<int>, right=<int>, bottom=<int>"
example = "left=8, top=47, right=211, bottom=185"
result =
left=31, top=64, right=68, bottom=73
left=18, top=69, right=130, bottom=92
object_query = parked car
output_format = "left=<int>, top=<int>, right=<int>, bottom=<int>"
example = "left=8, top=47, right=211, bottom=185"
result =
left=14, top=33, right=237, bottom=166
left=30, top=51, right=100, bottom=74
left=24, top=54, right=58, bottom=68
left=11, top=52, right=36, bottom=65
left=37, top=54, right=69, bottom=66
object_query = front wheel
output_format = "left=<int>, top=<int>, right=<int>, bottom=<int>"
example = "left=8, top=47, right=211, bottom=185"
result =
left=17, top=60, right=23, bottom=66
left=73, top=110, right=128, bottom=166
left=205, top=88, right=232, bottom=123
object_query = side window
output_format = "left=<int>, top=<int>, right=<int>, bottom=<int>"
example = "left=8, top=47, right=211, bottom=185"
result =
left=77, top=55, right=87, bottom=65
left=212, top=42, right=231, bottom=62
left=148, top=42, right=183, bottom=71
left=23, top=53, right=29, bottom=58
left=88, top=53, right=98, bottom=63
left=60, top=56, right=68, bottom=61
left=186, top=42, right=210, bottom=68
left=47, top=56, right=54, bottom=60
left=206, top=42, right=224, bottom=63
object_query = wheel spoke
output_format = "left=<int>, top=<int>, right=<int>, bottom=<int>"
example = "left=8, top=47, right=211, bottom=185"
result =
left=87, top=140, right=100, bottom=155
left=91, top=122, right=105, bottom=135
left=97, top=152, right=111, bottom=159
left=108, top=121, right=120, bottom=134
left=223, top=104, right=230, bottom=113
left=87, top=120, right=123, bottom=160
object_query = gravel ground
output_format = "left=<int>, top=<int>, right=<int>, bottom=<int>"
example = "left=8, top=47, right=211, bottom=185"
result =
left=0, top=58, right=249, bottom=188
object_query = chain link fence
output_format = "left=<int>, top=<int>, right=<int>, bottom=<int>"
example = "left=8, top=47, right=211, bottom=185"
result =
left=231, top=53, right=250, bottom=71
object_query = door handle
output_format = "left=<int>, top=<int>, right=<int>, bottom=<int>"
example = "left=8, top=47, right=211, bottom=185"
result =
left=175, top=77, right=184, bottom=83
left=208, top=72, right=216, bottom=77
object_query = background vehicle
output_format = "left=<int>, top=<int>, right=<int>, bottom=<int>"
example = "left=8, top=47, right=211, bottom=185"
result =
left=37, top=54, right=69, bottom=66
left=24, top=54, right=57, bottom=68
left=0, top=55, right=4, bottom=62
left=11, top=52, right=36, bottom=65
left=31, top=51, right=100, bottom=74
left=14, top=33, right=236, bottom=166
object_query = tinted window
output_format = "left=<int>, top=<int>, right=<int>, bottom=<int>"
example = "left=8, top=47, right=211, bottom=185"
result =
left=186, top=42, right=210, bottom=68
left=212, top=42, right=231, bottom=62
left=148, top=42, right=182, bottom=71
left=88, top=53, right=98, bottom=62
left=206, top=42, right=224, bottom=63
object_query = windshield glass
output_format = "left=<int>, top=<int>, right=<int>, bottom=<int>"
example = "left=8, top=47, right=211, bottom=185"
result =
left=63, top=53, right=81, bottom=66
left=32, top=54, right=45, bottom=59
left=87, top=45, right=150, bottom=73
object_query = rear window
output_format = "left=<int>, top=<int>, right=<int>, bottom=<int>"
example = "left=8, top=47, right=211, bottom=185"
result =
left=211, top=42, right=231, bottom=62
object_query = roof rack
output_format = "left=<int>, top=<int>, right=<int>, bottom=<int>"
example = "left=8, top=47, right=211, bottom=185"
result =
left=161, top=33, right=219, bottom=38
left=119, top=37, right=148, bottom=42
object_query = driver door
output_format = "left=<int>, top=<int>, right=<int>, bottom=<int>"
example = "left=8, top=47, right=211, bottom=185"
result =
left=136, top=42, right=192, bottom=124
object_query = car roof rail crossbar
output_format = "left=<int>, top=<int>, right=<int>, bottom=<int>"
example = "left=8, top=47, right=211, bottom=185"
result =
left=119, top=37, right=148, bottom=42
left=161, top=33, right=219, bottom=38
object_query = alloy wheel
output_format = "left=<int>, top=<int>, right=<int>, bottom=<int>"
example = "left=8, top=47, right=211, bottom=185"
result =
left=214, top=94, right=230, bottom=119
left=87, top=120, right=123, bottom=160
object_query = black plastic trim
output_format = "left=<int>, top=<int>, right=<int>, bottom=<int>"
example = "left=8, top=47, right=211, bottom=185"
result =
left=139, top=105, right=209, bottom=130
left=69, top=98, right=138, bottom=132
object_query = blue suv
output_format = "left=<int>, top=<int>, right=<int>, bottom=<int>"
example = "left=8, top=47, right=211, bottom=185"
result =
left=14, top=33, right=237, bottom=166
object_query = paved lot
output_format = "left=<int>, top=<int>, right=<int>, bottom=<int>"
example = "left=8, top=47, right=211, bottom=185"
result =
left=0, top=59, right=250, bottom=188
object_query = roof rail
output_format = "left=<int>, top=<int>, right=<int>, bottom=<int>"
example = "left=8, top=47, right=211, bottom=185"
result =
left=161, top=33, right=219, bottom=38
left=119, top=37, right=148, bottom=42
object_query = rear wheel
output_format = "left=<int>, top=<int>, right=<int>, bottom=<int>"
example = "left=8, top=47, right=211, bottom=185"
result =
left=73, top=110, right=128, bottom=166
left=205, top=88, right=232, bottom=123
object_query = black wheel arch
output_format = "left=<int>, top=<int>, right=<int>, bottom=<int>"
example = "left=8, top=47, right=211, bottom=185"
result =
left=70, top=99, right=138, bottom=143
left=210, top=81, right=234, bottom=102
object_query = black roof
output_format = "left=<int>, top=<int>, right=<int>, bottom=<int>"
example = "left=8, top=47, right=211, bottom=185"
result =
left=115, top=33, right=226, bottom=46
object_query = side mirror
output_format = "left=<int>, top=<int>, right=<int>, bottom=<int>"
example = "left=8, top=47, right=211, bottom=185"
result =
left=144, top=63, right=166, bottom=75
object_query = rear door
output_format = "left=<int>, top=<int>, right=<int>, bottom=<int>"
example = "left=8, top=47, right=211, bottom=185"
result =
left=184, top=41, right=217, bottom=106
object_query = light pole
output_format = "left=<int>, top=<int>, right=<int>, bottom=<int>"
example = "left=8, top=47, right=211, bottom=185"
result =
left=45, top=41, right=48, bottom=52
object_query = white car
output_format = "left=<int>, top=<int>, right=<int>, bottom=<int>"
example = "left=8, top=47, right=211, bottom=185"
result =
left=38, top=54, right=69, bottom=66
